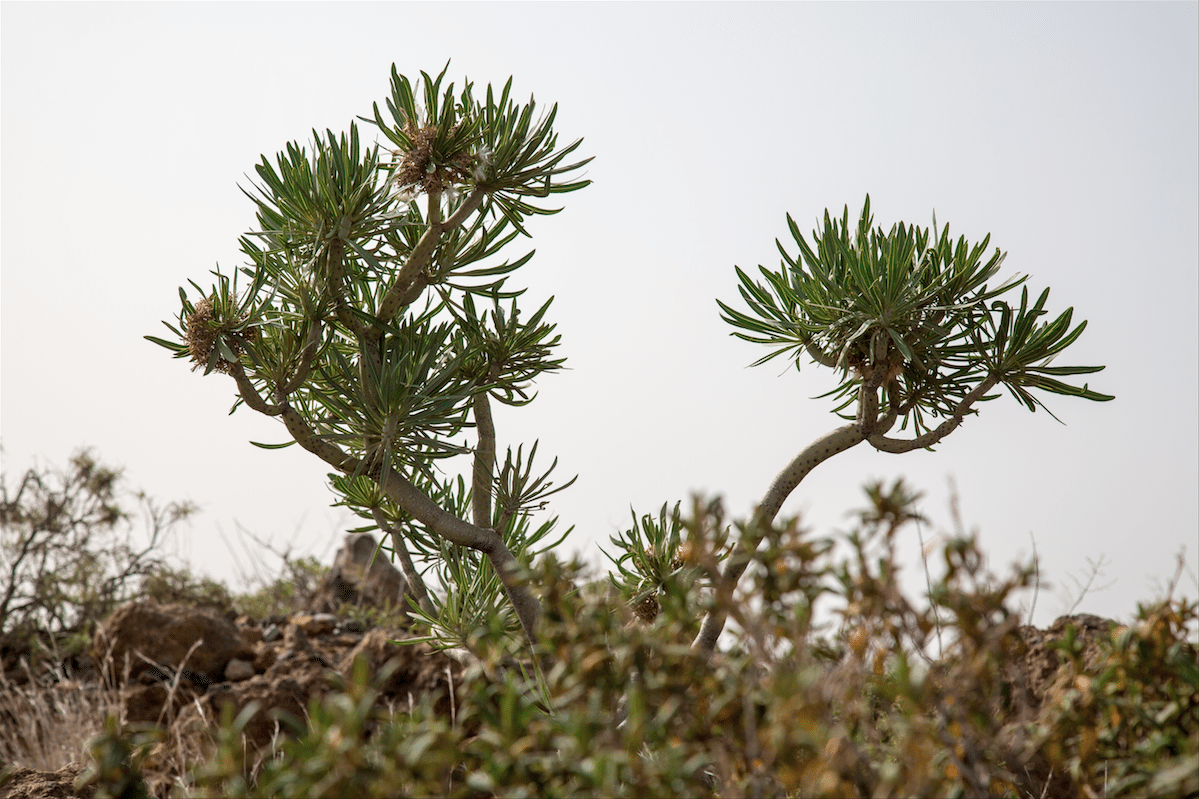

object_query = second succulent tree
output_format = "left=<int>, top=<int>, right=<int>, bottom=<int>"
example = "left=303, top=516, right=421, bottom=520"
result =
left=695, top=197, right=1113, bottom=653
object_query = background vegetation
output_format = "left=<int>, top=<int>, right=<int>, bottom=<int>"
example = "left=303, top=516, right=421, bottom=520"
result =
left=2, top=450, right=1195, bottom=798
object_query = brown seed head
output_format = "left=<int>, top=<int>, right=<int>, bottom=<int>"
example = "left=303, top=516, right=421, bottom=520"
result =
left=632, top=593, right=660, bottom=625
left=184, top=296, right=255, bottom=374
left=391, top=122, right=476, bottom=197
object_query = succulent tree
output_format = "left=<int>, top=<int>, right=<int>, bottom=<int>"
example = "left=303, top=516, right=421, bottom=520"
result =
left=697, top=197, right=1113, bottom=653
left=147, top=65, right=590, bottom=646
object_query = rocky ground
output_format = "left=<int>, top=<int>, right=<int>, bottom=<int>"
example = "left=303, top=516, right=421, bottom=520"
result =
left=1, top=533, right=466, bottom=798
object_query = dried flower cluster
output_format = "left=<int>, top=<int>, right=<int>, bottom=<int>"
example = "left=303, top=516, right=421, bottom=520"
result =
left=632, top=592, right=661, bottom=624
left=184, top=297, right=256, bottom=374
left=388, top=122, right=479, bottom=201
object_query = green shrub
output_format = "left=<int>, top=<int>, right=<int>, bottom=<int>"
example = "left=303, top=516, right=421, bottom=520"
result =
left=75, top=715, right=162, bottom=799
left=127, top=60, right=1175, bottom=799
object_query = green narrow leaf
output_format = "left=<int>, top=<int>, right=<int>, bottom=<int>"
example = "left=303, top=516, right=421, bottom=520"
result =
left=250, top=440, right=298, bottom=450
left=144, top=335, right=187, bottom=353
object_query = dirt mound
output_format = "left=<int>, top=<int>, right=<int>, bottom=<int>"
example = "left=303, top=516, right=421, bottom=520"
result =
left=3, top=607, right=463, bottom=798
left=170, top=615, right=462, bottom=752
left=1, top=533, right=462, bottom=798
left=0, top=764, right=93, bottom=799
left=1009, top=613, right=1121, bottom=712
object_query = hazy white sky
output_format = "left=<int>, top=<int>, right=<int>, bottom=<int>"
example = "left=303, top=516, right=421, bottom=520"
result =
left=2, top=2, right=1196, bottom=629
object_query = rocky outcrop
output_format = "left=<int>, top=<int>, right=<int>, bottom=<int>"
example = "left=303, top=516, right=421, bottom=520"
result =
left=997, top=615, right=1128, bottom=799
left=1008, top=614, right=1121, bottom=710
left=83, top=588, right=460, bottom=749
left=3, top=529, right=466, bottom=799
left=5, top=601, right=1155, bottom=799
left=173, top=620, right=462, bottom=750
left=309, top=533, right=411, bottom=615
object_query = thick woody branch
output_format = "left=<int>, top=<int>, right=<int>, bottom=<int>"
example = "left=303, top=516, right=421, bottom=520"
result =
left=857, top=382, right=881, bottom=435
left=377, top=188, right=486, bottom=326
left=229, top=363, right=284, bottom=416
left=274, top=397, right=543, bottom=642
left=375, top=468, right=542, bottom=644
left=393, top=274, right=430, bottom=310
left=471, top=389, right=497, bottom=529
left=325, top=239, right=368, bottom=340
left=759, top=423, right=867, bottom=524
left=803, top=338, right=839, bottom=369
left=875, top=385, right=900, bottom=435
left=693, top=422, right=865, bottom=655
left=278, top=403, right=360, bottom=473
left=694, top=368, right=900, bottom=656
left=856, top=375, right=900, bottom=440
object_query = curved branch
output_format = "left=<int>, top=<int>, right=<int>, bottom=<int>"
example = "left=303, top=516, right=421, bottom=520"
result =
left=803, top=338, right=839, bottom=369
left=229, top=363, right=284, bottom=416
left=876, top=381, right=900, bottom=434
left=693, top=422, right=865, bottom=655
left=276, top=397, right=543, bottom=642
left=278, top=403, right=360, bottom=472
left=867, top=374, right=1000, bottom=453
left=376, top=468, right=542, bottom=644
left=377, top=188, right=486, bottom=325
left=393, top=273, right=430, bottom=310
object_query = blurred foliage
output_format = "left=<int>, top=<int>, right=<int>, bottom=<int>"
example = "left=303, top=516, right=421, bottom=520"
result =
left=230, top=555, right=328, bottom=621
left=4, top=451, right=1191, bottom=798
left=74, top=715, right=161, bottom=799
left=141, top=566, right=235, bottom=615
left=0, top=449, right=198, bottom=676
left=179, top=484, right=1197, bottom=799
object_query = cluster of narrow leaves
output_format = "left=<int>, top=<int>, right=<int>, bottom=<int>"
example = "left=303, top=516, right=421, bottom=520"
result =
left=720, top=197, right=1114, bottom=432
left=329, top=462, right=571, bottom=658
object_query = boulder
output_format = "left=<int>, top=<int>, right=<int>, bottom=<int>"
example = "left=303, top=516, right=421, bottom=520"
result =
left=310, top=533, right=411, bottom=615
left=187, top=674, right=316, bottom=750
left=91, top=601, right=254, bottom=687
left=121, top=672, right=205, bottom=724
left=225, top=658, right=255, bottom=682
left=1006, top=613, right=1123, bottom=717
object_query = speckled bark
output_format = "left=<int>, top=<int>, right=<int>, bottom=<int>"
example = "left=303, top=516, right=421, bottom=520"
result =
left=692, top=423, right=865, bottom=654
